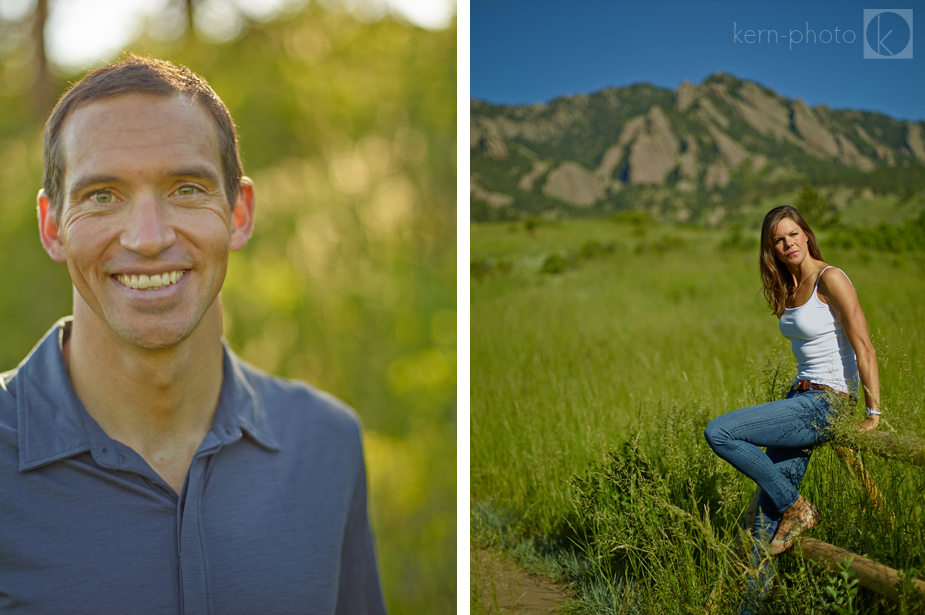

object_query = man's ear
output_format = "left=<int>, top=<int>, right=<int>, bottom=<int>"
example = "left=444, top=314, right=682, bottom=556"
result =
left=37, top=190, right=67, bottom=263
left=229, top=177, right=255, bottom=252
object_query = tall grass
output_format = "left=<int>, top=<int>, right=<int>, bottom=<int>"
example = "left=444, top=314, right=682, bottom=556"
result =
left=471, top=219, right=925, bottom=613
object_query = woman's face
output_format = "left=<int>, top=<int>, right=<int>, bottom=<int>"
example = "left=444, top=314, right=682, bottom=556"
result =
left=771, top=217, right=809, bottom=267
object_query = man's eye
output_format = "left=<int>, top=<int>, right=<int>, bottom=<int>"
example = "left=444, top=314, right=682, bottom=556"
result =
left=89, top=192, right=114, bottom=204
left=177, top=185, right=199, bottom=196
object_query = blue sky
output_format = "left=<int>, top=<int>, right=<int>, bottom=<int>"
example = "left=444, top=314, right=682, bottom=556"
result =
left=471, top=0, right=924, bottom=121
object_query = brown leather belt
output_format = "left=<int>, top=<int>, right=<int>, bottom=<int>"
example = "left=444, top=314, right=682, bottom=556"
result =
left=791, top=379, right=856, bottom=402
left=792, top=379, right=831, bottom=393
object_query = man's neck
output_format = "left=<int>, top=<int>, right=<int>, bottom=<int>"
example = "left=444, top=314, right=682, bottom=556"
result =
left=64, top=298, right=225, bottom=493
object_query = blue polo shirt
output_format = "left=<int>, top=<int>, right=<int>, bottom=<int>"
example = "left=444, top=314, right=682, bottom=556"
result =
left=0, top=319, right=386, bottom=614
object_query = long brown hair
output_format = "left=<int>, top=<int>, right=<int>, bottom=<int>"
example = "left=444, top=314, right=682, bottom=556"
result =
left=760, top=206, right=823, bottom=317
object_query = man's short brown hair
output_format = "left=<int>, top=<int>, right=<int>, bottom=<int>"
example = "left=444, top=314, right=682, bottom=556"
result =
left=43, top=55, right=243, bottom=224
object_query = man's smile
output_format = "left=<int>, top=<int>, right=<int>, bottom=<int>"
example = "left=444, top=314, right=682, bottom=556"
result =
left=113, top=269, right=187, bottom=290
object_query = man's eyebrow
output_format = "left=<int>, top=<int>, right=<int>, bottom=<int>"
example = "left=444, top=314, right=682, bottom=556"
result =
left=170, top=167, right=222, bottom=185
left=68, top=175, right=118, bottom=199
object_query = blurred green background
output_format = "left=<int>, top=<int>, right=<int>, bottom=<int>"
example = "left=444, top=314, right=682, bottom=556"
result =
left=0, top=1, right=455, bottom=612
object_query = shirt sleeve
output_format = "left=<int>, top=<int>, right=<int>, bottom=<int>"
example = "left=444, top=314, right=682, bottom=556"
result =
left=335, top=438, right=387, bottom=615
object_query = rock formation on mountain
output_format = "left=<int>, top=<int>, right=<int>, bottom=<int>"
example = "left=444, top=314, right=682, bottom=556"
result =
left=471, top=73, right=925, bottom=222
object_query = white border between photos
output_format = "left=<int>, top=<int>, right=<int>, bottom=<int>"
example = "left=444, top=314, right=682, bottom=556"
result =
left=457, top=0, right=471, bottom=612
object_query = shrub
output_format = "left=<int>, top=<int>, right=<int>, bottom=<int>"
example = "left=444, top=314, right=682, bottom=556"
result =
left=720, top=221, right=759, bottom=251
left=471, top=258, right=492, bottom=279
left=541, top=254, right=569, bottom=274
left=577, top=240, right=616, bottom=260
left=795, top=184, right=839, bottom=230
left=610, top=210, right=656, bottom=226
left=827, top=214, right=925, bottom=253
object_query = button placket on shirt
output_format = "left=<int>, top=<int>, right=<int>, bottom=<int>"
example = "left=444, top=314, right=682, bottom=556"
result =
left=177, top=455, right=209, bottom=615
left=176, top=431, right=228, bottom=615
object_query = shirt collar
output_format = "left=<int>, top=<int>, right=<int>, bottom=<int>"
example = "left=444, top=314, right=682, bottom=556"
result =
left=17, top=318, right=280, bottom=473
left=212, top=341, right=281, bottom=452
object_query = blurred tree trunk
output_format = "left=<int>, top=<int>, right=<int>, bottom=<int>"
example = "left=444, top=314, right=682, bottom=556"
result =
left=185, top=0, right=197, bottom=37
left=32, top=0, right=53, bottom=116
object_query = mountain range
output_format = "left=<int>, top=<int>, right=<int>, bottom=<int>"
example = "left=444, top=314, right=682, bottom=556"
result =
left=470, top=73, right=925, bottom=224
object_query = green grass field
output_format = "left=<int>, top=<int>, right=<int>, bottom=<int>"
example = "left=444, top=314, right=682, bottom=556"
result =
left=471, top=216, right=925, bottom=614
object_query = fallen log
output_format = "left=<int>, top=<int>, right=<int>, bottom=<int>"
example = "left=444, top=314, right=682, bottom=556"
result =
left=798, top=537, right=925, bottom=601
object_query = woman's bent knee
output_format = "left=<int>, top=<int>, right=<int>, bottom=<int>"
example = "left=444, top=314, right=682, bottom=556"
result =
left=704, top=419, right=725, bottom=450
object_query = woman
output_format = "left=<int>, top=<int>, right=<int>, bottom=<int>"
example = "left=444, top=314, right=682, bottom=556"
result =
left=704, top=205, right=881, bottom=557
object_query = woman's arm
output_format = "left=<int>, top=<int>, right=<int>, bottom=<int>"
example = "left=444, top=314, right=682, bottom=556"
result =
left=818, top=267, right=881, bottom=432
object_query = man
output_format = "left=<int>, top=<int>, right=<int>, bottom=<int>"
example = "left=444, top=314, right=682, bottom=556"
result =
left=0, top=56, right=386, bottom=614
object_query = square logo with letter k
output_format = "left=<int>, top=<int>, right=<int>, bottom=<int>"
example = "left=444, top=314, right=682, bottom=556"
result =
left=863, top=9, right=913, bottom=58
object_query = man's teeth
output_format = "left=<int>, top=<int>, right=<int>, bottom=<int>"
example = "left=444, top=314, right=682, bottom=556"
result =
left=116, top=270, right=185, bottom=290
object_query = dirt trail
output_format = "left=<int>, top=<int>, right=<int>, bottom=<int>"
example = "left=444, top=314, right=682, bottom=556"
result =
left=472, top=549, right=571, bottom=614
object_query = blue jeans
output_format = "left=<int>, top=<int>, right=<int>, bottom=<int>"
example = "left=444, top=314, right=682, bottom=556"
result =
left=704, top=388, right=833, bottom=517
left=703, top=388, right=835, bottom=613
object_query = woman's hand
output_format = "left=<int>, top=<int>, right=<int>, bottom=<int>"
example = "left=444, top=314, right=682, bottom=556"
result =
left=857, top=414, right=880, bottom=433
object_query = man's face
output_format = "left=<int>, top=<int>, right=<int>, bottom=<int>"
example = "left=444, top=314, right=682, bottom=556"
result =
left=39, top=93, right=253, bottom=350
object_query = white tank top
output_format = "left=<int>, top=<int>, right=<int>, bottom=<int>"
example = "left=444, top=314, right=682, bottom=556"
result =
left=778, top=266, right=859, bottom=395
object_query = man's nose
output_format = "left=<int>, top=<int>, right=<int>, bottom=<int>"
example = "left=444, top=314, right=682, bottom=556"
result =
left=120, top=194, right=176, bottom=256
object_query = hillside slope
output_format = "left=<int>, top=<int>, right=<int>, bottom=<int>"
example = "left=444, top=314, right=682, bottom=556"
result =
left=471, top=73, right=925, bottom=224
